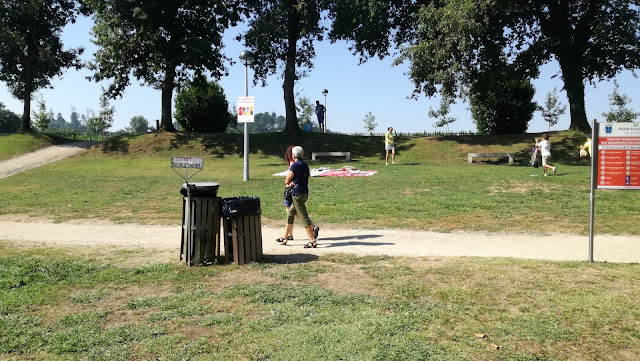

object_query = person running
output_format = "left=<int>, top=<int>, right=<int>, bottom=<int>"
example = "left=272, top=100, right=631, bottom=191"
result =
left=535, top=133, right=557, bottom=176
left=385, top=126, right=397, bottom=165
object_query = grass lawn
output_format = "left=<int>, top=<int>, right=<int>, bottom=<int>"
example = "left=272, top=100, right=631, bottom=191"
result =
left=1, top=244, right=639, bottom=360
left=1, top=131, right=639, bottom=360
left=0, top=131, right=638, bottom=234
left=0, top=132, right=60, bottom=161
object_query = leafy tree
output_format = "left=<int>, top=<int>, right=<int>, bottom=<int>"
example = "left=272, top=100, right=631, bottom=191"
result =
left=602, top=82, right=640, bottom=123
left=86, top=90, right=114, bottom=136
left=174, top=76, right=231, bottom=133
left=241, top=0, right=327, bottom=135
left=126, top=116, right=150, bottom=133
left=428, top=96, right=456, bottom=132
left=0, top=0, right=84, bottom=131
left=249, top=112, right=277, bottom=133
left=539, top=88, right=566, bottom=131
left=49, top=112, right=70, bottom=130
left=470, top=62, right=536, bottom=135
left=69, top=107, right=82, bottom=130
left=31, top=95, right=53, bottom=130
left=86, top=0, right=241, bottom=132
left=362, top=112, right=378, bottom=135
left=0, top=103, right=21, bottom=133
left=395, top=0, right=640, bottom=132
left=296, top=95, right=315, bottom=130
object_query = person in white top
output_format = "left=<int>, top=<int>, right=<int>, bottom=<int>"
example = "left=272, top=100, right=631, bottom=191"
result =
left=535, top=133, right=557, bottom=176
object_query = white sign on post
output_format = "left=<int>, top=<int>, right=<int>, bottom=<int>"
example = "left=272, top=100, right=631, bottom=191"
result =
left=237, top=96, right=255, bottom=123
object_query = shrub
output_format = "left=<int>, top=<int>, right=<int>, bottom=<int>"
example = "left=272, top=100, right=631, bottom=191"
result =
left=470, top=63, right=536, bottom=135
left=175, top=77, right=231, bottom=133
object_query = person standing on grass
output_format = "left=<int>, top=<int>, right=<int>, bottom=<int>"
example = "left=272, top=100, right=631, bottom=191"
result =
left=276, top=146, right=319, bottom=248
left=385, top=126, right=397, bottom=165
left=535, top=133, right=557, bottom=176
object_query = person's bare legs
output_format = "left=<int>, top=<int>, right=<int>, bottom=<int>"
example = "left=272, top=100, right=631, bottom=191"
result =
left=386, top=150, right=390, bottom=165
left=280, top=224, right=294, bottom=245
left=391, top=148, right=397, bottom=164
left=303, top=224, right=316, bottom=248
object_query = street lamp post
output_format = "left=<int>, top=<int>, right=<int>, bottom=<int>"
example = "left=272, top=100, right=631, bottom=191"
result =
left=322, top=89, right=328, bottom=133
left=239, top=50, right=255, bottom=181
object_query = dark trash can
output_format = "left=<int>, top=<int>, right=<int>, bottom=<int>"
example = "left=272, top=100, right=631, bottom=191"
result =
left=221, top=196, right=263, bottom=265
left=181, top=182, right=221, bottom=266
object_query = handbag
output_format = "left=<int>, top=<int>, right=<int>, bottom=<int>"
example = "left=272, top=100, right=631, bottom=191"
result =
left=283, top=186, right=293, bottom=202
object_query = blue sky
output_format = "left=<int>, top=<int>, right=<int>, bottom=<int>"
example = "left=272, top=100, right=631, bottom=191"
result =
left=1, top=16, right=639, bottom=134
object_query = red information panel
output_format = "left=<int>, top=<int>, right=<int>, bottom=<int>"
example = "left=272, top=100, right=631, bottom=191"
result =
left=597, top=123, right=640, bottom=189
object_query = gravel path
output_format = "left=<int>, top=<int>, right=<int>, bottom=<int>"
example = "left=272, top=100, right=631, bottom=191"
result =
left=1, top=216, right=638, bottom=263
left=1, top=141, right=638, bottom=263
left=0, top=141, right=97, bottom=179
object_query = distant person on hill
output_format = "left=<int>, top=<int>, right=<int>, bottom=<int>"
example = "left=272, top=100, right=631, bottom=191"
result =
left=580, top=136, right=592, bottom=157
left=276, top=146, right=319, bottom=248
left=315, top=101, right=325, bottom=132
left=385, top=127, right=397, bottom=165
left=535, top=133, right=557, bottom=176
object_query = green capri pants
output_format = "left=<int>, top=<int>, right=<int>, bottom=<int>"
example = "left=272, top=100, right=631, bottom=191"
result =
left=287, top=193, right=313, bottom=227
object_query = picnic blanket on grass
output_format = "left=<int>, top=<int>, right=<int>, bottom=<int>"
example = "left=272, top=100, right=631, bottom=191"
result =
left=273, top=167, right=376, bottom=177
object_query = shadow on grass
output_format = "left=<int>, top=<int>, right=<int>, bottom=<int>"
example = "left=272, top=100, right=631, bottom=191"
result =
left=100, top=135, right=132, bottom=153
left=261, top=253, right=319, bottom=264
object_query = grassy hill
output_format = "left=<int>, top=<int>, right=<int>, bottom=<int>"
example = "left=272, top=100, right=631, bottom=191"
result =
left=2, top=130, right=635, bottom=235
left=0, top=132, right=62, bottom=161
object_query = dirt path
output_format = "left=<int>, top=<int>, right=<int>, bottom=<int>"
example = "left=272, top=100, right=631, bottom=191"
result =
left=0, top=141, right=97, bottom=179
left=1, top=216, right=638, bottom=263
left=1, top=141, right=638, bottom=263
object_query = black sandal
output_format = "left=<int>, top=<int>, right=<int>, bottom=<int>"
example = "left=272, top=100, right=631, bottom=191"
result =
left=276, top=237, right=288, bottom=245
left=287, top=235, right=294, bottom=241
left=303, top=241, right=317, bottom=248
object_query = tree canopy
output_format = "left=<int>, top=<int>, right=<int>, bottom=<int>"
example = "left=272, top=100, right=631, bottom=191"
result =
left=86, top=0, right=241, bottom=132
left=0, top=0, right=84, bottom=131
left=396, top=0, right=640, bottom=131
left=240, top=0, right=327, bottom=135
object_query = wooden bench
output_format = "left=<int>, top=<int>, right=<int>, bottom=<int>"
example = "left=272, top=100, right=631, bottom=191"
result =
left=467, top=153, right=514, bottom=164
left=311, top=151, right=351, bottom=161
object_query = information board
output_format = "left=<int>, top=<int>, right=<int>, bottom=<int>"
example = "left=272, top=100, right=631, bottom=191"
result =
left=171, top=156, right=204, bottom=169
left=237, top=96, right=255, bottom=123
left=597, top=122, right=640, bottom=189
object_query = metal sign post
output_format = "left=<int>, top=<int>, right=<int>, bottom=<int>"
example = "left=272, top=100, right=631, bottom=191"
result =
left=588, top=122, right=640, bottom=262
left=171, top=156, right=204, bottom=266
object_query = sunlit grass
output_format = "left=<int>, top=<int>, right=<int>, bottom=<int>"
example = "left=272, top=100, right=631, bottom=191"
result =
left=1, top=249, right=639, bottom=360
left=1, top=131, right=637, bottom=234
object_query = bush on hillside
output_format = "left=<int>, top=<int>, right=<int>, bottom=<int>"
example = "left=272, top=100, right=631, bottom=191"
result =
left=0, top=103, right=21, bottom=133
left=470, top=62, right=536, bottom=135
left=175, top=76, right=232, bottom=133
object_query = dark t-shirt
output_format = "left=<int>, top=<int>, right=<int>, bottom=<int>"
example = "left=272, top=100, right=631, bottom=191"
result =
left=289, top=159, right=309, bottom=195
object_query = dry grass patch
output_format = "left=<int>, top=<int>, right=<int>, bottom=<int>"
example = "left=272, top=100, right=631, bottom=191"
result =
left=486, top=180, right=559, bottom=194
left=313, top=264, right=382, bottom=297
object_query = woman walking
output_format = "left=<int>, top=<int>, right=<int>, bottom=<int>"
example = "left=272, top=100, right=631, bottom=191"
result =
left=276, top=146, right=319, bottom=248
left=278, top=145, right=297, bottom=243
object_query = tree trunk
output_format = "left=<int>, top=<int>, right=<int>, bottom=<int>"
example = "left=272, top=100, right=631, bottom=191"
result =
left=20, top=65, right=32, bottom=132
left=283, top=2, right=301, bottom=135
left=556, top=54, right=590, bottom=132
left=546, top=0, right=591, bottom=132
left=160, top=66, right=177, bottom=132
